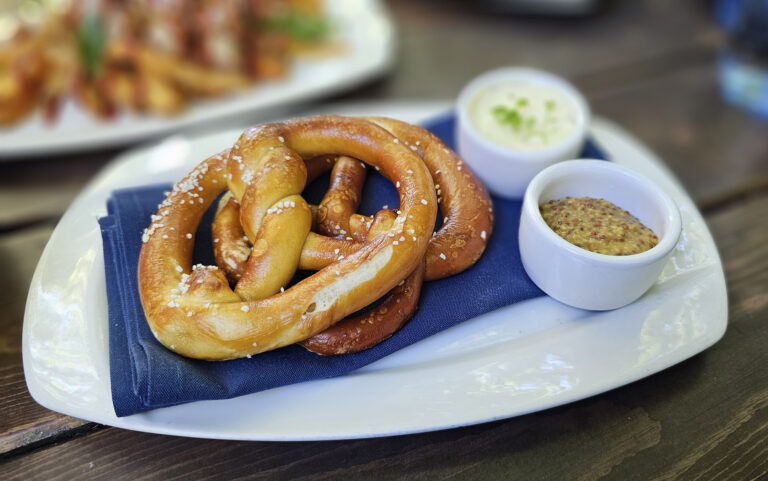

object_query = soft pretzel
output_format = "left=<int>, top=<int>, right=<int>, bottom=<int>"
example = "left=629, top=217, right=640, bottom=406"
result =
left=213, top=119, right=494, bottom=282
left=138, top=116, right=437, bottom=360
left=315, top=155, right=368, bottom=240
left=300, top=260, right=426, bottom=355
left=212, top=191, right=362, bottom=284
left=209, top=117, right=494, bottom=355
left=304, top=119, right=494, bottom=353
left=365, top=117, right=493, bottom=281
left=212, top=154, right=369, bottom=283
left=300, top=208, right=425, bottom=355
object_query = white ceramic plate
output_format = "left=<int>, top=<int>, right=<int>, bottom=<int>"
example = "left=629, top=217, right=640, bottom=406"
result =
left=0, top=0, right=394, bottom=159
left=22, top=101, right=727, bottom=440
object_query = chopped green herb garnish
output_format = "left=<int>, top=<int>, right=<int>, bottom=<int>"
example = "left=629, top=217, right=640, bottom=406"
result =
left=492, top=105, right=523, bottom=130
left=545, top=99, right=556, bottom=111
left=516, top=97, right=529, bottom=107
left=75, top=15, right=106, bottom=77
left=263, top=13, right=332, bottom=42
left=525, top=117, right=536, bottom=129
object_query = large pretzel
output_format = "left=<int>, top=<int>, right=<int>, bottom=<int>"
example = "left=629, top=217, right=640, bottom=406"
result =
left=210, top=118, right=494, bottom=355
left=138, top=116, right=437, bottom=360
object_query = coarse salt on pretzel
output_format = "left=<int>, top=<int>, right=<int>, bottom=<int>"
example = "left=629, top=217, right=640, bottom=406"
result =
left=300, top=208, right=425, bottom=355
left=315, top=155, right=368, bottom=241
left=365, top=117, right=494, bottom=281
left=215, top=119, right=494, bottom=283
left=138, top=115, right=437, bottom=360
left=212, top=192, right=363, bottom=283
left=210, top=117, right=495, bottom=355
left=300, top=119, right=494, bottom=354
left=300, top=260, right=426, bottom=355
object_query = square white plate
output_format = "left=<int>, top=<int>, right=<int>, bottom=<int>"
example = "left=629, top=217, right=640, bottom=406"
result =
left=0, top=0, right=393, bottom=158
left=22, top=101, right=727, bottom=440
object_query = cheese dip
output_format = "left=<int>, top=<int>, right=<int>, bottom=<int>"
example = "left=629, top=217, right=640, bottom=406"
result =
left=469, top=82, right=579, bottom=151
left=539, top=197, right=659, bottom=256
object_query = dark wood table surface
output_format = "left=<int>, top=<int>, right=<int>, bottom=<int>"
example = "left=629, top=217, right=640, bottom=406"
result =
left=2, top=1, right=767, bottom=479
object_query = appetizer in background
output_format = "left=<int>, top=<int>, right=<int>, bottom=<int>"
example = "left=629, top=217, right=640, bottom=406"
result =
left=0, top=0, right=332, bottom=125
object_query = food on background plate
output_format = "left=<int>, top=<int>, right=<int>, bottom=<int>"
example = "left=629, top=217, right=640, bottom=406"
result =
left=539, top=197, right=658, bottom=256
left=137, top=115, right=493, bottom=360
left=0, top=0, right=332, bottom=125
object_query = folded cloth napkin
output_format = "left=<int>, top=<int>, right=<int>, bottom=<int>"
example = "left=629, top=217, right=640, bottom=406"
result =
left=99, top=113, right=607, bottom=417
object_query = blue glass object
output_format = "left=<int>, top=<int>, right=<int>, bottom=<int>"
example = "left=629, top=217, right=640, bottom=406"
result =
left=717, top=0, right=768, bottom=119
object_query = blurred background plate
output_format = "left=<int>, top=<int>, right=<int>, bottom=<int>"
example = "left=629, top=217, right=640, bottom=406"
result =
left=0, top=0, right=394, bottom=159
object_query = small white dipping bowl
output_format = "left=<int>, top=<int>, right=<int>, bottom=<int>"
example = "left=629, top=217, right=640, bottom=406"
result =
left=456, top=67, right=590, bottom=198
left=519, top=159, right=681, bottom=311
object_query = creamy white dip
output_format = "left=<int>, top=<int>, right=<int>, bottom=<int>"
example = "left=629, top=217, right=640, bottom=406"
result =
left=469, top=82, right=579, bottom=151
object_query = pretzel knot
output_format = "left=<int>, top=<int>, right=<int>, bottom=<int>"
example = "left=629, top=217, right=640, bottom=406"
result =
left=138, top=116, right=493, bottom=360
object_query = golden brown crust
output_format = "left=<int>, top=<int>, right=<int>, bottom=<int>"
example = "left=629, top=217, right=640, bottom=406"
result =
left=207, top=116, right=495, bottom=355
left=212, top=192, right=249, bottom=284
left=300, top=260, right=425, bottom=355
left=298, top=119, right=494, bottom=353
left=138, top=116, right=437, bottom=360
left=304, top=155, right=336, bottom=184
left=316, top=156, right=367, bottom=240
left=213, top=195, right=365, bottom=281
left=365, top=117, right=494, bottom=281
left=214, top=118, right=495, bottom=282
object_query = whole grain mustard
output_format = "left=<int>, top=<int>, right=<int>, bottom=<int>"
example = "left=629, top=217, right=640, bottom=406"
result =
left=539, top=197, right=658, bottom=255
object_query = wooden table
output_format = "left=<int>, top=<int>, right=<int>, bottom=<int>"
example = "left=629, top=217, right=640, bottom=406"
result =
left=2, top=1, right=767, bottom=479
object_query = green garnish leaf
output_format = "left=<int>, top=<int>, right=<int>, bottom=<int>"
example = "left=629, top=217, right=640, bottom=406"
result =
left=516, top=97, right=529, bottom=107
left=545, top=99, right=556, bottom=111
left=75, top=15, right=106, bottom=77
left=263, top=13, right=332, bottom=42
left=492, top=105, right=523, bottom=130
left=491, top=105, right=507, bottom=119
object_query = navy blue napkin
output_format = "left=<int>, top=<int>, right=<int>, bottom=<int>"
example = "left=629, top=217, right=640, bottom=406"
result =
left=99, top=113, right=607, bottom=417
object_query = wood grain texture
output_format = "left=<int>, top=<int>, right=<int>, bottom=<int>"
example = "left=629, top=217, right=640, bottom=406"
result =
left=0, top=362, right=93, bottom=458
left=2, top=0, right=768, bottom=477
left=598, top=193, right=768, bottom=481
left=0, top=225, right=53, bottom=340
left=589, top=64, right=768, bottom=210
left=2, top=193, right=766, bottom=480
left=0, top=225, right=91, bottom=457
left=369, top=1, right=768, bottom=209
left=0, top=398, right=662, bottom=481
left=0, top=149, right=121, bottom=229
left=376, top=0, right=719, bottom=99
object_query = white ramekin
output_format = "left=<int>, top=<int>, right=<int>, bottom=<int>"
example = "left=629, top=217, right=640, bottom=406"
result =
left=456, top=67, right=591, bottom=199
left=518, top=159, right=681, bottom=311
